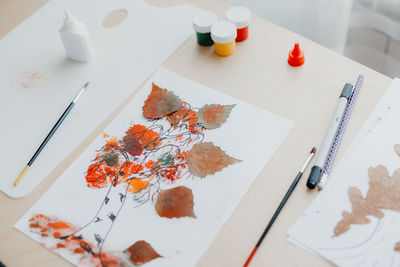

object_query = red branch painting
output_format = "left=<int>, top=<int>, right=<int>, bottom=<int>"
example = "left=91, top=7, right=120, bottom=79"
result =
left=28, top=82, right=240, bottom=266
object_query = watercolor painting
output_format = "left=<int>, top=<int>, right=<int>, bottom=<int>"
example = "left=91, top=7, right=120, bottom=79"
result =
left=1, top=0, right=201, bottom=198
left=16, top=67, right=293, bottom=267
left=288, top=99, right=400, bottom=267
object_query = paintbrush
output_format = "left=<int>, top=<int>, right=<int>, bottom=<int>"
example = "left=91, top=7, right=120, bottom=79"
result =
left=243, top=147, right=316, bottom=267
left=13, top=82, right=89, bottom=186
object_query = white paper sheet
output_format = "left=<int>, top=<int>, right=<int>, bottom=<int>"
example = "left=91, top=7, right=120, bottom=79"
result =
left=0, top=0, right=199, bottom=197
left=15, top=67, right=293, bottom=267
left=288, top=79, right=400, bottom=267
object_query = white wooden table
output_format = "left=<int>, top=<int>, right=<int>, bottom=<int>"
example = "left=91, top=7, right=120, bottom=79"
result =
left=0, top=0, right=392, bottom=266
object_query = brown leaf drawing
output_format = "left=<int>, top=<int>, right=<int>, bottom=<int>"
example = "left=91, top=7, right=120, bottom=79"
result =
left=187, top=142, right=240, bottom=178
left=125, top=240, right=162, bottom=265
left=394, top=241, right=400, bottom=252
left=334, top=165, right=400, bottom=237
left=197, top=104, right=235, bottom=129
left=155, top=186, right=195, bottom=218
left=142, top=83, right=180, bottom=119
left=394, top=144, right=400, bottom=157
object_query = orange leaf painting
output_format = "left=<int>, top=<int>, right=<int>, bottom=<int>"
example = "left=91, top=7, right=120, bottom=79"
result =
left=155, top=186, right=195, bottom=218
left=25, top=77, right=246, bottom=266
left=143, top=83, right=181, bottom=119
left=197, top=104, right=235, bottom=129
left=187, top=142, right=240, bottom=178
left=124, top=124, right=161, bottom=151
left=125, top=240, right=162, bottom=265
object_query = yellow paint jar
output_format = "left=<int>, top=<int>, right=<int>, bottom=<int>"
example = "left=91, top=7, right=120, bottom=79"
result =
left=211, top=21, right=237, bottom=57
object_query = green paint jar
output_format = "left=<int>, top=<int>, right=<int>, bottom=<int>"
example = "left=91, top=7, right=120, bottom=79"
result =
left=192, top=11, right=218, bottom=47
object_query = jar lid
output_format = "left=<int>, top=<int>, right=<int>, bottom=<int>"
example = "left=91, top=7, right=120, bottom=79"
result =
left=225, top=6, right=251, bottom=29
left=211, top=20, right=237, bottom=44
left=193, top=11, right=218, bottom=33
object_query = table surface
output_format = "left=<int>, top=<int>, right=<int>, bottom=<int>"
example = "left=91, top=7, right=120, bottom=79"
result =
left=0, top=0, right=393, bottom=266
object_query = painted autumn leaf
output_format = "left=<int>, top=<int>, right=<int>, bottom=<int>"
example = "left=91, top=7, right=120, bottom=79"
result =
left=122, top=135, right=144, bottom=156
left=125, top=240, right=162, bottom=265
left=334, top=165, right=400, bottom=236
left=124, top=124, right=161, bottom=151
left=187, top=142, right=240, bottom=178
left=142, top=83, right=181, bottom=119
left=395, top=242, right=400, bottom=252
left=197, top=104, right=235, bottom=129
left=155, top=186, right=195, bottom=218
left=394, top=144, right=400, bottom=157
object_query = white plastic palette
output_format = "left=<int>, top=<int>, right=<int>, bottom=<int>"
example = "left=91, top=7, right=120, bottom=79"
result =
left=0, top=0, right=199, bottom=197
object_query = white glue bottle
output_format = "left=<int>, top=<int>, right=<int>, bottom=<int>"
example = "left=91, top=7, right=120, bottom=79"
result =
left=59, top=9, right=92, bottom=62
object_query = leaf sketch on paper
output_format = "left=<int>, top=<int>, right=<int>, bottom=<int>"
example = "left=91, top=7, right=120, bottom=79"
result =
left=26, top=82, right=240, bottom=266
left=334, top=144, right=400, bottom=253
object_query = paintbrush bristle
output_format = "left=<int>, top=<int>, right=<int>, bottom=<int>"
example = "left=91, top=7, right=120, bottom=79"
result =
left=311, top=147, right=317, bottom=154
left=83, top=81, right=90, bottom=88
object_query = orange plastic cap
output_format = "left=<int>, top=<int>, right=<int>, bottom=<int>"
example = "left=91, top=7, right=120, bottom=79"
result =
left=288, top=42, right=305, bottom=67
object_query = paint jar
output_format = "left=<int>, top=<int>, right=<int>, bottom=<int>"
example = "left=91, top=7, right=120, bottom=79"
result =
left=192, top=11, right=218, bottom=46
left=211, top=21, right=237, bottom=57
left=225, top=6, right=251, bottom=42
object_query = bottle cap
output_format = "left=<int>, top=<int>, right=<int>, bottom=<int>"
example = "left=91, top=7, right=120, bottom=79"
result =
left=288, top=42, right=305, bottom=67
left=62, top=9, right=81, bottom=29
left=193, top=11, right=218, bottom=33
left=225, top=6, right=251, bottom=29
left=340, top=83, right=353, bottom=99
left=211, top=20, right=237, bottom=44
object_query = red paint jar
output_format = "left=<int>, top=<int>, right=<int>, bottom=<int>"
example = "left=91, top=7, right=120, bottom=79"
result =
left=225, top=6, right=251, bottom=42
left=236, top=26, right=248, bottom=42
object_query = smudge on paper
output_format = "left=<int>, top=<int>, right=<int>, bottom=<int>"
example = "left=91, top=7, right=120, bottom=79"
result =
left=28, top=214, right=120, bottom=267
left=16, top=71, right=45, bottom=89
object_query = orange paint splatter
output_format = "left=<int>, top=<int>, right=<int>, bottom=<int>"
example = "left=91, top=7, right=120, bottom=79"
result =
left=104, top=136, right=120, bottom=151
left=19, top=71, right=44, bottom=89
left=85, top=159, right=145, bottom=189
left=145, top=160, right=156, bottom=169
left=125, top=124, right=161, bottom=150
left=127, top=178, right=149, bottom=193
left=167, top=104, right=198, bottom=130
left=28, top=214, right=120, bottom=267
